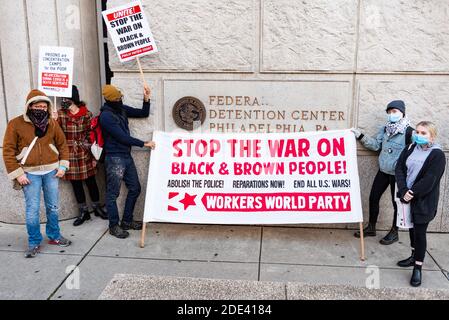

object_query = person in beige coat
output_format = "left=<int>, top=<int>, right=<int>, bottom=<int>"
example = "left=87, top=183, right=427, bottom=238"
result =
left=3, top=89, right=72, bottom=258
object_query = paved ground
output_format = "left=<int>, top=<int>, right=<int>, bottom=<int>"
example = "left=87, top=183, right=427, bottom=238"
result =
left=1, top=218, right=448, bottom=300
left=99, top=274, right=449, bottom=300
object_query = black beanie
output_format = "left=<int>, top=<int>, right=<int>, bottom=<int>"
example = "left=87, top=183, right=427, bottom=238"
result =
left=70, top=85, right=80, bottom=105
left=386, top=100, right=405, bottom=114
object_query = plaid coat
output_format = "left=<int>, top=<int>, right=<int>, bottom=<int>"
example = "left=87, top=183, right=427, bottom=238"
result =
left=57, top=106, right=96, bottom=180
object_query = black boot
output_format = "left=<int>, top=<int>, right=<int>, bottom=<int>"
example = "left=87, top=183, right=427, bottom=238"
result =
left=379, top=227, right=399, bottom=245
left=93, top=205, right=108, bottom=220
left=354, top=222, right=376, bottom=238
left=109, top=225, right=129, bottom=239
left=410, top=265, right=422, bottom=287
left=120, top=220, right=143, bottom=230
left=73, top=207, right=91, bottom=226
left=397, top=250, right=415, bottom=267
left=398, top=256, right=415, bottom=267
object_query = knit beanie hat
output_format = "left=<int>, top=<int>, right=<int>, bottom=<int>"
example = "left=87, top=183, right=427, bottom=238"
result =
left=386, top=100, right=406, bottom=115
left=70, top=85, right=80, bottom=105
left=102, top=85, right=123, bottom=102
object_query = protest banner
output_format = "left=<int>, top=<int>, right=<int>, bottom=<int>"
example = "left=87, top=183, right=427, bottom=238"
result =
left=142, top=130, right=365, bottom=259
left=38, top=46, right=74, bottom=101
left=102, top=1, right=158, bottom=85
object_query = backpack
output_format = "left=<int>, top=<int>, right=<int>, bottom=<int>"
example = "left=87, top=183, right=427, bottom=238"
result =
left=90, top=112, right=105, bottom=162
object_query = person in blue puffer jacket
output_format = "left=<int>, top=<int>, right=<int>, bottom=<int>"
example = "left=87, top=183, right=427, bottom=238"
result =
left=352, top=100, right=413, bottom=245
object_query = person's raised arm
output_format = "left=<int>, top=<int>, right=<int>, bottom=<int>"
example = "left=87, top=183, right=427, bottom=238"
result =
left=123, top=84, right=151, bottom=118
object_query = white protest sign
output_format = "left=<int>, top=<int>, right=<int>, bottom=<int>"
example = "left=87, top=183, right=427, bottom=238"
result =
left=143, top=130, right=363, bottom=225
left=102, top=1, right=158, bottom=62
left=38, top=46, right=74, bottom=97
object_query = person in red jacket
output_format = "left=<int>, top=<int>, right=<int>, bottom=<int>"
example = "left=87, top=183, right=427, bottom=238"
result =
left=57, top=85, right=107, bottom=226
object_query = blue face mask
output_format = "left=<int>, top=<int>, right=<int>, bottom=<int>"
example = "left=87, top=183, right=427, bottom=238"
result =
left=388, top=113, right=402, bottom=123
left=412, top=133, right=429, bottom=145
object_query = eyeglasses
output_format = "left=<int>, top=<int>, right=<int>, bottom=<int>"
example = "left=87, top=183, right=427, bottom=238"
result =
left=30, top=103, right=48, bottom=110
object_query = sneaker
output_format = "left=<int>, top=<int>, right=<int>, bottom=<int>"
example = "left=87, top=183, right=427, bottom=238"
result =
left=120, top=220, right=143, bottom=230
left=48, top=236, right=72, bottom=247
left=24, top=245, right=40, bottom=258
left=379, top=228, right=399, bottom=245
left=109, top=225, right=129, bottom=239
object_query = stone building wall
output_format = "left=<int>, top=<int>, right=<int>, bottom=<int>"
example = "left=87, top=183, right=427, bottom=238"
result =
left=1, top=0, right=449, bottom=232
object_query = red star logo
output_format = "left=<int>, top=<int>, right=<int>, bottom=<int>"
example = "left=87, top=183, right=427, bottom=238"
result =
left=179, top=193, right=197, bottom=210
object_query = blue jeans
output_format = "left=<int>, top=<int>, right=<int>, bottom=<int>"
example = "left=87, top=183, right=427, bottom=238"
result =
left=23, top=170, right=61, bottom=247
left=105, top=155, right=141, bottom=228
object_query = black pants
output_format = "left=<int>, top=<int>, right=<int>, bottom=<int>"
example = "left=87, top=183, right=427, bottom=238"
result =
left=409, top=223, right=429, bottom=262
left=368, top=170, right=397, bottom=227
left=70, top=176, right=100, bottom=204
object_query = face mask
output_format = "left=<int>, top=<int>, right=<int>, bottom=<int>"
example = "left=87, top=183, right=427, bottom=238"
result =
left=412, top=133, right=429, bottom=145
left=107, top=100, right=123, bottom=110
left=61, top=100, right=72, bottom=110
left=388, top=113, right=402, bottom=123
left=27, top=109, right=49, bottom=134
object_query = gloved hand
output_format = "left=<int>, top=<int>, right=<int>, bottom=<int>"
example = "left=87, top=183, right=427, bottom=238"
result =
left=350, top=128, right=362, bottom=139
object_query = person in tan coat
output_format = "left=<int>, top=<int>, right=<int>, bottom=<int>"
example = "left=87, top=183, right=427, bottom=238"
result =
left=3, top=89, right=72, bottom=258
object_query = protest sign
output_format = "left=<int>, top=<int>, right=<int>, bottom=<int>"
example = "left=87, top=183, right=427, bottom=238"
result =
left=102, top=1, right=158, bottom=63
left=395, top=184, right=413, bottom=229
left=143, top=130, right=363, bottom=225
left=38, top=46, right=74, bottom=97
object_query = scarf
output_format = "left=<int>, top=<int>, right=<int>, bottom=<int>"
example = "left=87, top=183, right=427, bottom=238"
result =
left=27, top=109, right=49, bottom=137
left=106, top=100, right=123, bottom=112
left=68, top=105, right=88, bottom=118
left=385, top=117, right=410, bottom=137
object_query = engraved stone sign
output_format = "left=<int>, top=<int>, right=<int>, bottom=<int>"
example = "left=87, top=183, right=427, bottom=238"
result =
left=165, top=80, right=351, bottom=133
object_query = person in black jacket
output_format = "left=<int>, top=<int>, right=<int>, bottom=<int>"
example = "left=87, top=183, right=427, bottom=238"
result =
left=99, top=84, right=155, bottom=239
left=395, top=121, right=446, bottom=287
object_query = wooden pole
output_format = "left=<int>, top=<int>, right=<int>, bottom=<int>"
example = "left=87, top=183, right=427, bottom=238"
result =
left=359, top=222, right=366, bottom=261
left=136, top=57, right=148, bottom=249
left=140, top=222, right=147, bottom=248
left=52, top=96, right=58, bottom=120
left=136, top=56, right=147, bottom=87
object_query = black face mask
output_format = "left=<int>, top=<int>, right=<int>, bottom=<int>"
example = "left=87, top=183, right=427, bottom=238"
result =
left=27, top=109, right=49, bottom=137
left=61, top=100, right=72, bottom=110
left=107, top=100, right=123, bottom=111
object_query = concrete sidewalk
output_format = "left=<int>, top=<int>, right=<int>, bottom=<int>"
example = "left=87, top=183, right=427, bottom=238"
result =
left=1, top=218, right=448, bottom=300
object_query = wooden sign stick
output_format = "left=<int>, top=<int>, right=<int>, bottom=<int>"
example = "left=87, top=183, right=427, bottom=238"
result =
left=136, top=56, right=147, bottom=87
left=140, top=222, right=147, bottom=248
left=137, top=55, right=148, bottom=249
left=359, top=222, right=366, bottom=261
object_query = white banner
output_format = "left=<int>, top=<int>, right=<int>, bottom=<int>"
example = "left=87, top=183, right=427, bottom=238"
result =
left=102, top=1, right=158, bottom=62
left=38, top=46, right=74, bottom=97
left=144, top=130, right=363, bottom=224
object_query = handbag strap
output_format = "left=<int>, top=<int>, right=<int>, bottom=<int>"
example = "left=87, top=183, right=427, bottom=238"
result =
left=20, top=137, right=38, bottom=166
